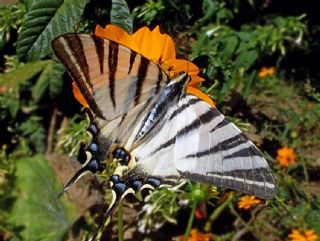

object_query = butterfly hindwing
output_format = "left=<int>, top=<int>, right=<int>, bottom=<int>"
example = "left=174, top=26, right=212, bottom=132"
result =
left=128, top=93, right=275, bottom=199
left=52, top=34, right=170, bottom=121
left=173, top=95, right=275, bottom=199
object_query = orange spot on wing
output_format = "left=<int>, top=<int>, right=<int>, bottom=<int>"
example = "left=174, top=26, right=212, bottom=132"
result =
left=72, top=82, right=89, bottom=108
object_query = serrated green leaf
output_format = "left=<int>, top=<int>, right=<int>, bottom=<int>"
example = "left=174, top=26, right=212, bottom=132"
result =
left=0, top=60, right=50, bottom=88
left=17, top=0, right=88, bottom=61
left=111, top=0, right=133, bottom=34
left=9, top=156, right=76, bottom=241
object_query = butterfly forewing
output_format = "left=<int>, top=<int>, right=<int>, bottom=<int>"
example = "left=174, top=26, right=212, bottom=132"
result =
left=52, top=34, right=169, bottom=121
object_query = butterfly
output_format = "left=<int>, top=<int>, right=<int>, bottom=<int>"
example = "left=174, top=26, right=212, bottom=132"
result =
left=52, top=33, right=275, bottom=239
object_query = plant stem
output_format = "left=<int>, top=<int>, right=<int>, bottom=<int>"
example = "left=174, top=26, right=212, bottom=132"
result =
left=184, top=200, right=197, bottom=240
left=205, top=192, right=234, bottom=231
left=301, top=157, right=311, bottom=207
left=118, top=202, right=124, bottom=241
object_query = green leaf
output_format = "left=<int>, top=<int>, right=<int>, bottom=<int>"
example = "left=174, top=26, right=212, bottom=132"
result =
left=49, top=57, right=64, bottom=98
left=32, top=60, right=52, bottom=101
left=0, top=60, right=50, bottom=88
left=17, top=0, right=88, bottom=61
left=111, top=0, right=133, bottom=34
left=221, top=35, right=238, bottom=61
left=32, top=57, right=65, bottom=101
left=234, top=49, right=258, bottom=70
left=7, top=99, right=20, bottom=118
left=9, top=156, right=76, bottom=241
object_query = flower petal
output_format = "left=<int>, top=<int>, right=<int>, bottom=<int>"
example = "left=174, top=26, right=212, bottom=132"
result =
left=164, top=59, right=204, bottom=86
left=132, top=26, right=176, bottom=62
left=95, top=24, right=139, bottom=52
left=187, top=86, right=216, bottom=108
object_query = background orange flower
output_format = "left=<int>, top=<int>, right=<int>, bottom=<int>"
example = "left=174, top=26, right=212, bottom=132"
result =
left=237, top=195, right=262, bottom=210
left=276, top=147, right=296, bottom=167
left=179, top=229, right=212, bottom=241
left=288, top=229, right=318, bottom=241
left=259, top=66, right=276, bottom=78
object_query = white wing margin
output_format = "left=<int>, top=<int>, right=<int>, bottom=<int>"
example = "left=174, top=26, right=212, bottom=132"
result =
left=173, top=95, right=275, bottom=199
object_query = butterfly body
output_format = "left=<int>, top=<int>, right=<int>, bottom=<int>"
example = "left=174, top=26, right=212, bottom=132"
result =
left=52, top=33, right=276, bottom=232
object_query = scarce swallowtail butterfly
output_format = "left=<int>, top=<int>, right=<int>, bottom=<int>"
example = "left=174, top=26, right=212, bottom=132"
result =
left=52, top=32, right=275, bottom=239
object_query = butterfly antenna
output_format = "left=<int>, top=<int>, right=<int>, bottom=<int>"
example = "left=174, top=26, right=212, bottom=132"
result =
left=57, top=167, right=89, bottom=198
left=89, top=191, right=122, bottom=241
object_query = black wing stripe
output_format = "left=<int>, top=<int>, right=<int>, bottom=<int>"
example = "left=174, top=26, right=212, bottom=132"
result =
left=182, top=169, right=275, bottom=199
left=134, top=57, right=150, bottom=105
left=210, top=118, right=229, bottom=132
left=119, top=113, right=128, bottom=126
left=151, top=107, right=217, bottom=155
left=169, top=98, right=201, bottom=121
left=177, top=109, right=219, bottom=137
left=108, top=42, right=119, bottom=109
left=128, top=50, right=137, bottom=74
left=155, top=65, right=163, bottom=94
left=92, top=36, right=105, bottom=74
left=52, top=35, right=105, bottom=119
left=65, top=35, right=92, bottom=90
left=184, top=133, right=248, bottom=159
left=224, top=147, right=262, bottom=159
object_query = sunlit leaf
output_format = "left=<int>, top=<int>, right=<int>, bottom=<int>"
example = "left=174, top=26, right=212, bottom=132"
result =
left=9, top=156, right=76, bottom=241
left=32, top=57, right=64, bottom=101
left=0, top=60, right=50, bottom=88
left=17, top=0, right=88, bottom=61
left=32, top=61, right=52, bottom=101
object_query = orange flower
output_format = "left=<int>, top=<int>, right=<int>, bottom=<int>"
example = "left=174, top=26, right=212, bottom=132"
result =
left=73, top=24, right=215, bottom=108
left=179, top=229, right=212, bottom=241
left=258, top=66, right=276, bottom=78
left=288, top=229, right=318, bottom=241
left=276, top=147, right=296, bottom=167
left=237, top=195, right=261, bottom=210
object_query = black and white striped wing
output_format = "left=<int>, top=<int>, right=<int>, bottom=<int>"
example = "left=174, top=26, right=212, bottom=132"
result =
left=130, top=100, right=180, bottom=182
left=130, top=94, right=275, bottom=199
left=173, top=95, right=275, bottom=199
left=52, top=34, right=169, bottom=121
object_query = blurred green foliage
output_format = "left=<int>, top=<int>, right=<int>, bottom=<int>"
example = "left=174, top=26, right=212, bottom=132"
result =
left=0, top=0, right=319, bottom=240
